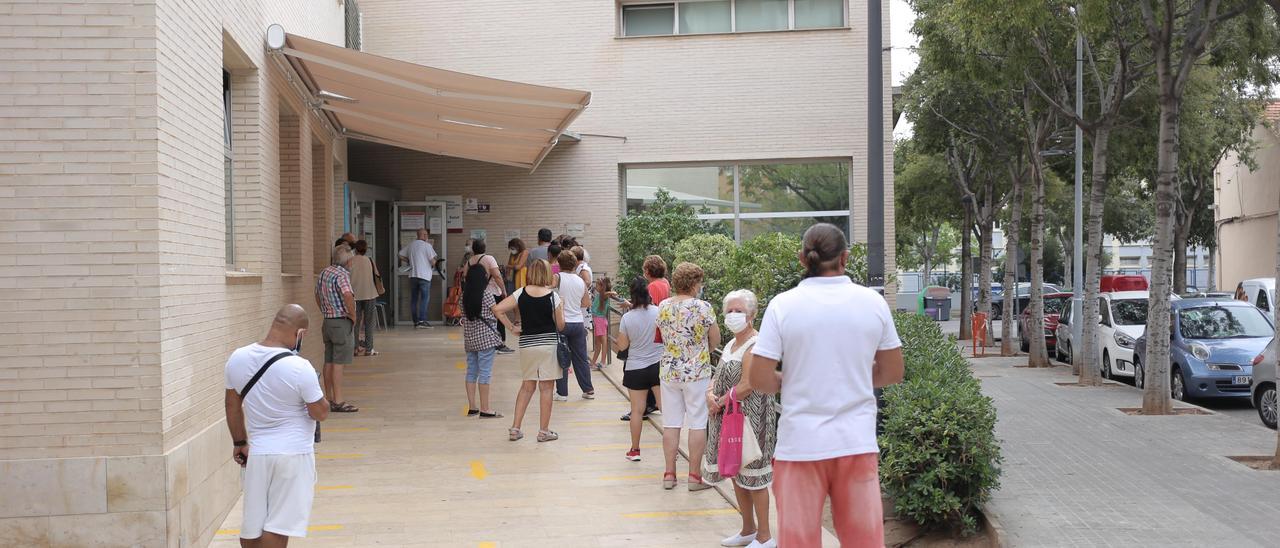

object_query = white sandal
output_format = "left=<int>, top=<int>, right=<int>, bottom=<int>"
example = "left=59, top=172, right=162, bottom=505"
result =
left=537, top=430, right=559, bottom=442
left=508, top=428, right=523, bottom=441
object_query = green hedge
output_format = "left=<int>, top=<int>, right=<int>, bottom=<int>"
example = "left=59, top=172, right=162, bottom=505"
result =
left=879, top=312, right=1003, bottom=535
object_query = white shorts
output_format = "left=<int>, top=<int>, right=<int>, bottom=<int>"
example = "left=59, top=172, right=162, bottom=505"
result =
left=661, top=378, right=711, bottom=430
left=241, top=453, right=317, bottom=539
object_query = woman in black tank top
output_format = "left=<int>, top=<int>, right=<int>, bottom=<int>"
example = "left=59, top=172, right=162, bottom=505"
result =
left=493, top=259, right=565, bottom=442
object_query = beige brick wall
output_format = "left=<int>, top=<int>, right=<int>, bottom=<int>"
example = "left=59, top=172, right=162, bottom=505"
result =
left=0, top=0, right=163, bottom=460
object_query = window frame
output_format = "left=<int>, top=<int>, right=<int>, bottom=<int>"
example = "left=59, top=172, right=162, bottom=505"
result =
left=623, top=158, right=853, bottom=243
left=617, top=0, right=845, bottom=37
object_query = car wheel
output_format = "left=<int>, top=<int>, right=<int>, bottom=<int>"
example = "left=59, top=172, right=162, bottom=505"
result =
left=1134, top=358, right=1144, bottom=390
left=1102, top=351, right=1112, bottom=380
left=1171, top=367, right=1187, bottom=402
left=1256, top=384, right=1278, bottom=430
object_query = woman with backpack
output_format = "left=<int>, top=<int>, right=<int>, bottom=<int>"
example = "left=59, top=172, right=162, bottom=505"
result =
left=461, top=240, right=506, bottom=418
left=465, top=240, right=513, bottom=354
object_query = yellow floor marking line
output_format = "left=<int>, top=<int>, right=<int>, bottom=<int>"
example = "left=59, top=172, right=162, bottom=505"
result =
left=623, top=508, right=739, bottom=519
left=322, top=427, right=370, bottom=433
left=599, top=474, right=661, bottom=481
left=469, top=460, right=488, bottom=480
left=317, top=485, right=354, bottom=491
left=448, top=333, right=461, bottom=340
left=455, top=360, right=466, bottom=369
left=478, top=543, right=497, bottom=548
left=580, top=443, right=661, bottom=452
left=316, top=453, right=365, bottom=460
left=217, top=525, right=343, bottom=535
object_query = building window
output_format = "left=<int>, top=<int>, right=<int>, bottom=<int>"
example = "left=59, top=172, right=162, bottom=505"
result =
left=223, top=70, right=235, bottom=266
left=620, top=0, right=844, bottom=37
left=1119, top=256, right=1141, bottom=268
left=625, top=160, right=851, bottom=242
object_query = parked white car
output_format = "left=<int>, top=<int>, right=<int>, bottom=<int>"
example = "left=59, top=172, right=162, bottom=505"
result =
left=1097, top=291, right=1151, bottom=380
left=1239, top=277, right=1275, bottom=314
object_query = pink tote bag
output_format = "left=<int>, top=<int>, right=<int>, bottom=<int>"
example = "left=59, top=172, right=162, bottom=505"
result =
left=718, top=388, right=746, bottom=477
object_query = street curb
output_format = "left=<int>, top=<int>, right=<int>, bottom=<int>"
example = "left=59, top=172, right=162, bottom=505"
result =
left=980, top=503, right=1008, bottom=548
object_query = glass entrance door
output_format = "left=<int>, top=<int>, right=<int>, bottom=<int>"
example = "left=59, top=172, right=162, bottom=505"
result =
left=391, top=201, right=447, bottom=325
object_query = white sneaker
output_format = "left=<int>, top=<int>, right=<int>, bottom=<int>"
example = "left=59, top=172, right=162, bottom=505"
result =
left=746, top=539, right=776, bottom=548
left=552, top=394, right=568, bottom=402
left=721, top=532, right=756, bottom=547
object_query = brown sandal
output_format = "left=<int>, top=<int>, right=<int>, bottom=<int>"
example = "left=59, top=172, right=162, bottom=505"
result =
left=330, top=401, right=359, bottom=413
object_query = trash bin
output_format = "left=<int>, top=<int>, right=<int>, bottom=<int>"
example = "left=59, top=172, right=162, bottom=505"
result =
left=924, top=286, right=951, bottom=321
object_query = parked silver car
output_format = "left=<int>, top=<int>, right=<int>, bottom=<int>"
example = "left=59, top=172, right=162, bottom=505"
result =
left=1251, top=338, right=1277, bottom=429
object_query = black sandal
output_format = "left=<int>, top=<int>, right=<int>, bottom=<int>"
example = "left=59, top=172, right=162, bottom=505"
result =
left=478, top=411, right=504, bottom=418
left=331, top=401, right=359, bottom=413
left=467, top=409, right=480, bottom=416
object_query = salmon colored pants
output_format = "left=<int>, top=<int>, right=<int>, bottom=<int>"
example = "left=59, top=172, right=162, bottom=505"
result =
left=773, top=453, right=883, bottom=547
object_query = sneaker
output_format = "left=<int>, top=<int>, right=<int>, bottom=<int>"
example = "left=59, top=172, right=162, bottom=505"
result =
left=414, top=322, right=425, bottom=330
left=421, top=321, right=434, bottom=329
left=582, top=392, right=595, bottom=400
left=746, top=539, right=776, bottom=548
left=625, top=449, right=641, bottom=462
left=553, top=394, right=569, bottom=402
left=722, top=532, right=757, bottom=547
left=496, top=345, right=514, bottom=354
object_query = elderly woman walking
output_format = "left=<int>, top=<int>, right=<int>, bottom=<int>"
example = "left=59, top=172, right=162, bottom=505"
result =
left=656, top=262, right=721, bottom=491
left=494, top=259, right=565, bottom=442
left=704, top=289, right=777, bottom=548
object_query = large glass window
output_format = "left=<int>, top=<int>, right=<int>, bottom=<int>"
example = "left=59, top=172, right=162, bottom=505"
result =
left=625, top=160, right=851, bottom=242
left=735, top=0, right=788, bottom=31
left=679, top=0, right=731, bottom=34
left=619, top=0, right=845, bottom=36
left=794, top=0, right=844, bottom=29
left=623, top=4, right=676, bottom=36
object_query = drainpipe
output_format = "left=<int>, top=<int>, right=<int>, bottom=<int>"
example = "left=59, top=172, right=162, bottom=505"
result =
left=867, top=0, right=885, bottom=288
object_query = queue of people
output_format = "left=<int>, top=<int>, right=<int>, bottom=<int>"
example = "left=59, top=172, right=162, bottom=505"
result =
left=225, top=223, right=904, bottom=547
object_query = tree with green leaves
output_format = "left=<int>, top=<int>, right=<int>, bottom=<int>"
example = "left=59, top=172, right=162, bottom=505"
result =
left=616, top=188, right=715, bottom=282
left=895, top=142, right=961, bottom=280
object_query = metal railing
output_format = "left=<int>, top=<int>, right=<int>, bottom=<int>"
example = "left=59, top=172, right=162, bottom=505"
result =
left=344, top=0, right=362, bottom=50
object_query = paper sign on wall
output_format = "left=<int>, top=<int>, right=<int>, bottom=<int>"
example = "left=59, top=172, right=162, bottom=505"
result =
left=425, top=195, right=464, bottom=233
left=400, top=212, right=424, bottom=231
left=464, top=198, right=478, bottom=214
left=504, top=229, right=520, bottom=242
left=566, top=223, right=586, bottom=238
left=470, top=229, right=487, bottom=242
left=429, top=217, right=443, bottom=234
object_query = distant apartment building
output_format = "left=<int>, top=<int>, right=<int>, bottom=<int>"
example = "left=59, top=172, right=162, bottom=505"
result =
left=0, top=0, right=891, bottom=544
left=1215, top=102, right=1280, bottom=291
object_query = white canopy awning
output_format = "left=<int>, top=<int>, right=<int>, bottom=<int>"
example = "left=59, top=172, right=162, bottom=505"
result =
left=270, top=28, right=591, bottom=171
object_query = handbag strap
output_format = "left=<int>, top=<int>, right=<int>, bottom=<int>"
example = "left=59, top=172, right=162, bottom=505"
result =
left=239, top=351, right=294, bottom=398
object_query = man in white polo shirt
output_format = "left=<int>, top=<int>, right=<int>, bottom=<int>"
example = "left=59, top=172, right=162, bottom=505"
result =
left=225, top=304, right=329, bottom=547
left=748, top=223, right=905, bottom=547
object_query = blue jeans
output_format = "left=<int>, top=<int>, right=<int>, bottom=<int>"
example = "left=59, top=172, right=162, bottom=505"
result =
left=410, top=277, right=432, bottom=324
left=556, top=322, right=594, bottom=396
left=465, top=348, right=496, bottom=384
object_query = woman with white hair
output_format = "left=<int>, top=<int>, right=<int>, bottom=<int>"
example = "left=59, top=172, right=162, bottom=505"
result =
left=703, top=289, right=777, bottom=548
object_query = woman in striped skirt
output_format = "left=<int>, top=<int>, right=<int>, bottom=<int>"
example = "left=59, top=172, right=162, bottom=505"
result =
left=494, top=259, right=565, bottom=442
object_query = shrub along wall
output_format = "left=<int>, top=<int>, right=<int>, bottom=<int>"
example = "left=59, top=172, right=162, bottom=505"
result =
left=879, top=312, right=1003, bottom=535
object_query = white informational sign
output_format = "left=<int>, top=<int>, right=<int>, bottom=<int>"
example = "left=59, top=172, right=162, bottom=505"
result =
left=470, top=229, right=487, bottom=242
left=429, top=216, right=443, bottom=235
left=504, top=229, right=520, bottom=242
left=566, top=223, right=586, bottom=238
left=400, top=212, right=424, bottom=231
left=464, top=198, right=479, bottom=214
left=425, top=195, right=464, bottom=233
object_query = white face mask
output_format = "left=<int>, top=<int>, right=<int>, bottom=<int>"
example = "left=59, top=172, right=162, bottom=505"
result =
left=724, top=312, right=749, bottom=334
left=509, top=248, right=517, bottom=254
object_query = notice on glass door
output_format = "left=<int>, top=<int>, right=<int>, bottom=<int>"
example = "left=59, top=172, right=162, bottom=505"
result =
left=400, top=212, right=424, bottom=231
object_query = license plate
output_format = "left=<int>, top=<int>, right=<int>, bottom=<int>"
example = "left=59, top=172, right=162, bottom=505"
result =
left=1233, top=375, right=1252, bottom=385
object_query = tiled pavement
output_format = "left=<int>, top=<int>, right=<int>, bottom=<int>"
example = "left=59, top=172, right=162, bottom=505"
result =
left=211, top=327, right=828, bottom=547
left=972, top=353, right=1280, bottom=547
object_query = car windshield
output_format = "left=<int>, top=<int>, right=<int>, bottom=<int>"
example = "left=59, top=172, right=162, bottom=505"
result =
left=1111, top=299, right=1148, bottom=326
left=1178, top=306, right=1274, bottom=339
left=1044, top=297, right=1068, bottom=315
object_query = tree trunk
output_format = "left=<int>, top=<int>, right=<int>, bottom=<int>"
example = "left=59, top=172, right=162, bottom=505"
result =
left=960, top=210, right=973, bottom=340
left=1078, top=128, right=1111, bottom=386
left=1028, top=152, right=1050, bottom=367
left=979, top=217, right=995, bottom=347
left=1143, top=93, right=1179, bottom=416
left=1002, top=169, right=1024, bottom=356
left=922, top=224, right=938, bottom=284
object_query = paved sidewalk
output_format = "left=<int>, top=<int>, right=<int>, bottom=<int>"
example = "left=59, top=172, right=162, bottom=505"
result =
left=211, top=327, right=747, bottom=547
left=971, top=354, right=1280, bottom=547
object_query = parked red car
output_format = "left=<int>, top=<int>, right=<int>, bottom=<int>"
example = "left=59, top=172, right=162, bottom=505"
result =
left=1020, top=292, right=1074, bottom=353
left=1101, top=274, right=1148, bottom=293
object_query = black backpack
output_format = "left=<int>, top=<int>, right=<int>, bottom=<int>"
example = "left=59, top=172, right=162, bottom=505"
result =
left=463, top=256, right=491, bottom=321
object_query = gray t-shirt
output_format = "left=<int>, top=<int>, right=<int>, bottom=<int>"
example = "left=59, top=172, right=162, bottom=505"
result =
left=620, top=305, right=663, bottom=370
left=528, top=243, right=549, bottom=266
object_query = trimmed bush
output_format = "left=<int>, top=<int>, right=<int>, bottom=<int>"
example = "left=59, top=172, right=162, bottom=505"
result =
left=616, top=188, right=724, bottom=281
left=673, top=233, right=737, bottom=311
left=879, top=312, right=1003, bottom=535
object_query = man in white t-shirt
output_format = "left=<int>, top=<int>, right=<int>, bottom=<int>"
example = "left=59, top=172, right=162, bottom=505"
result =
left=224, top=304, right=329, bottom=547
left=748, top=223, right=904, bottom=548
left=399, top=228, right=439, bottom=328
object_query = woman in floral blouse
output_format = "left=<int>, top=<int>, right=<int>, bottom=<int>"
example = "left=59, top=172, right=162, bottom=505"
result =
left=656, top=262, right=721, bottom=491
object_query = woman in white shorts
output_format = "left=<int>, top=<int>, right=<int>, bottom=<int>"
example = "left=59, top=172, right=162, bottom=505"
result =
left=655, top=262, right=721, bottom=491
